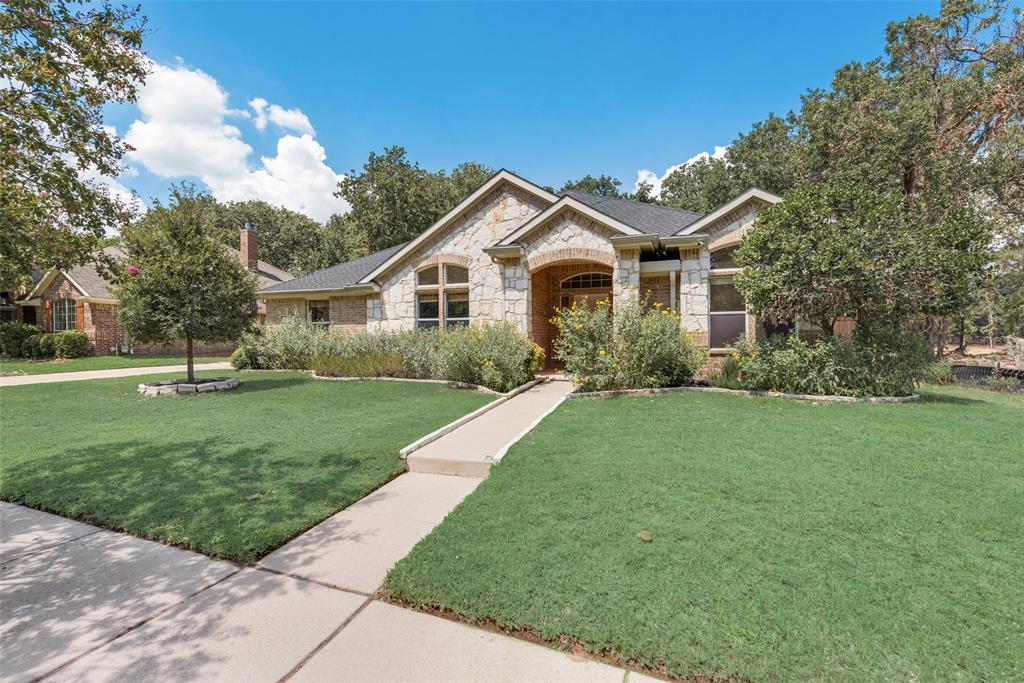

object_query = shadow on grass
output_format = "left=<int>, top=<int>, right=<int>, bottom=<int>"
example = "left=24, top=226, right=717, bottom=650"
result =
left=915, top=390, right=988, bottom=405
left=2, top=436, right=396, bottom=564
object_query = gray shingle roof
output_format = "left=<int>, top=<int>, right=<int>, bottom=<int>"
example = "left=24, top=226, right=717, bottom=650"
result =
left=259, top=242, right=407, bottom=294
left=559, top=190, right=703, bottom=236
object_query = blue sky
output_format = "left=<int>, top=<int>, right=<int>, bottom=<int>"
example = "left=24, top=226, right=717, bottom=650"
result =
left=106, top=1, right=939, bottom=221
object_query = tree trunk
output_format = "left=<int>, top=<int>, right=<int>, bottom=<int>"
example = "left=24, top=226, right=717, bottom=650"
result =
left=186, top=335, right=195, bottom=383
left=957, top=316, right=966, bottom=353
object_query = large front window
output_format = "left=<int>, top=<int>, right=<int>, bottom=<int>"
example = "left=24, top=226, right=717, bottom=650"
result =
left=307, top=300, right=330, bottom=326
left=415, top=262, right=469, bottom=329
left=52, top=298, right=76, bottom=331
left=709, top=282, right=745, bottom=348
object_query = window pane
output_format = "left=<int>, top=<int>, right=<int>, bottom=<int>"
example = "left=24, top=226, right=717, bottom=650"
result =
left=417, top=294, right=439, bottom=321
left=53, top=299, right=75, bottom=331
left=308, top=300, right=330, bottom=324
left=417, top=266, right=438, bottom=286
left=710, top=312, right=746, bottom=348
left=710, top=246, right=739, bottom=270
left=445, top=292, right=469, bottom=319
left=445, top=319, right=469, bottom=328
left=445, top=265, right=469, bottom=284
left=561, top=273, right=612, bottom=290
left=710, top=283, right=744, bottom=312
left=416, top=320, right=439, bottom=329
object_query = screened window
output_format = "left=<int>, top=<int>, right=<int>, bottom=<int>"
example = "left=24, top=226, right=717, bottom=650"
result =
left=709, top=282, right=745, bottom=348
left=445, top=292, right=469, bottom=328
left=52, top=298, right=76, bottom=331
left=710, top=245, right=740, bottom=270
left=561, top=273, right=612, bottom=290
left=416, top=266, right=439, bottom=287
left=416, top=293, right=439, bottom=328
left=444, top=264, right=469, bottom=285
left=307, top=300, right=330, bottom=325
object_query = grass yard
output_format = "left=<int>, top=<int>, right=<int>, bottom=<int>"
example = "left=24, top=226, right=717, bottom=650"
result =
left=0, top=372, right=491, bottom=564
left=386, top=385, right=1023, bottom=681
left=0, top=354, right=229, bottom=375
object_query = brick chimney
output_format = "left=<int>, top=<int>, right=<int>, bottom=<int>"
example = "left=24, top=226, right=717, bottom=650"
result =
left=240, top=223, right=258, bottom=270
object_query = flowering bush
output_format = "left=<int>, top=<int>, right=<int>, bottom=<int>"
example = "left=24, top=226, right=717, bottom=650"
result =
left=552, top=295, right=707, bottom=391
left=233, top=318, right=542, bottom=392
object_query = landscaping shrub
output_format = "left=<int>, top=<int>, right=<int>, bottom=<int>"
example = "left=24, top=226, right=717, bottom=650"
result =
left=707, top=353, right=743, bottom=390
left=924, top=361, right=955, bottom=385
left=0, top=322, right=43, bottom=357
left=986, top=375, right=1020, bottom=393
left=311, top=351, right=406, bottom=378
left=19, top=334, right=45, bottom=358
left=234, top=318, right=543, bottom=392
left=729, top=330, right=927, bottom=397
left=552, top=295, right=707, bottom=392
left=48, top=331, right=89, bottom=358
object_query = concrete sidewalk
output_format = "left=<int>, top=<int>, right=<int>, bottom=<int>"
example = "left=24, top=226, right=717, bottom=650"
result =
left=2, top=490, right=655, bottom=682
left=407, top=377, right=573, bottom=476
left=0, top=362, right=232, bottom=387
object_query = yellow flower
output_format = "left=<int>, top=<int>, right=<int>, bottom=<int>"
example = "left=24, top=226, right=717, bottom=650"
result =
left=598, top=348, right=606, bottom=356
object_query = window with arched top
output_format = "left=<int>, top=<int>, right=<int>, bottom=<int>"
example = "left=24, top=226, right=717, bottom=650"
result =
left=415, top=264, right=470, bottom=329
left=560, top=272, right=612, bottom=290
left=710, top=245, right=740, bottom=270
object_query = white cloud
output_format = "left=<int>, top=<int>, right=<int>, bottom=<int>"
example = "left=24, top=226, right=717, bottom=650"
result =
left=212, top=134, right=348, bottom=222
left=123, top=62, right=344, bottom=221
left=634, top=145, right=729, bottom=198
left=248, top=97, right=315, bottom=135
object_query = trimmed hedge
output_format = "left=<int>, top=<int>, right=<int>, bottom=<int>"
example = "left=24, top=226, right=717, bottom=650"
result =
left=232, top=317, right=544, bottom=393
left=2, top=325, right=89, bottom=359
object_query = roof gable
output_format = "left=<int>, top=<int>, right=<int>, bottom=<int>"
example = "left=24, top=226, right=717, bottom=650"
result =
left=676, top=188, right=782, bottom=236
left=496, top=196, right=646, bottom=246
left=356, top=170, right=558, bottom=284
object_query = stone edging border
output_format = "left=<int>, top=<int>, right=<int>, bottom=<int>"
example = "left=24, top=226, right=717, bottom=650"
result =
left=396, top=377, right=548, bottom=458
left=568, top=384, right=920, bottom=403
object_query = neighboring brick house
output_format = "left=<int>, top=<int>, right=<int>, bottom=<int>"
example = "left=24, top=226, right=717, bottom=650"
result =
left=17, top=228, right=292, bottom=355
left=258, top=170, right=786, bottom=363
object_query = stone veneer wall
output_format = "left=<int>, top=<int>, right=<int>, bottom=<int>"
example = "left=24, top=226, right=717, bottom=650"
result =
left=678, top=249, right=710, bottom=347
left=369, top=184, right=548, bottom=333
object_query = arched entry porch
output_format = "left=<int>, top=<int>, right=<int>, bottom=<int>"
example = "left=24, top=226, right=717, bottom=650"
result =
left=529, top=260, right=614, bottom=365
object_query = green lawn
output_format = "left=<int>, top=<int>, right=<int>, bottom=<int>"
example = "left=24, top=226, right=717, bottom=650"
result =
left=386, top=385, right=1024, bottom=681
left=0, top=354, right=229, bottom=375
left=0, top=372, right=491, bottom=564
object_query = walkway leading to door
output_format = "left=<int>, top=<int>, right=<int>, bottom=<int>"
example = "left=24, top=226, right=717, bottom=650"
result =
left=406, top=377, right=574, bottom=476
left=0, top=362, right=232, bottom=387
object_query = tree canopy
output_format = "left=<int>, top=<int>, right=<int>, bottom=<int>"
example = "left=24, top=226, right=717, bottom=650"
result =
left=1, top=0, right=148, bottom=285
left=560, top=174, right=624, bottom=198
left=334, top=147, right=496, bottom=258
left=116, top=186, right=257, bottom=381
left=736, top=182, right=990, bottom=337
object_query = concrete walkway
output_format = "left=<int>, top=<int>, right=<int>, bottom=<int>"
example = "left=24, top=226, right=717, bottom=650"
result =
left=407, top=377, right=574, bottom=476
left=0, top=362, right=232, bottom=387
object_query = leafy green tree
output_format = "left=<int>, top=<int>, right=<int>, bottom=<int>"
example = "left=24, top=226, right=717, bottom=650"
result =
left=1, top=0, right=148, bottom=285
left=116, top=186, right=257, bottom=382
left=335, top=147, right=495, bottom=257
left=727, top=114, right=806, bottom=195
left=736, top=182, right=990, bottom=337
left=207, top=200, right=324, bottom=275
left=660, top=157, right=740, bottom=213
left=560, top=174, right=624, bottom=198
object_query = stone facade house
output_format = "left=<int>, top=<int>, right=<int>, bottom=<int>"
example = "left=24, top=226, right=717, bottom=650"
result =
left=258, top=170, right=783, bottom=361
left=15, top=228, right=293, bottom=355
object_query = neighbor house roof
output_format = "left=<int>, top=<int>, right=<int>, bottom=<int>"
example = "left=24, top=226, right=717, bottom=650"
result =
left=559, top=190, right=704, bottom=237
left=25, top=245, right=293, bottom=302
left=259, top=242, right=407, bottom=295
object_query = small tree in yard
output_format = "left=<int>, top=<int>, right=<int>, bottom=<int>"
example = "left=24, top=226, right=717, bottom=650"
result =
left=116, top=187, right=257, bottom=382
left=735, top=182, right=990, bottom=342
